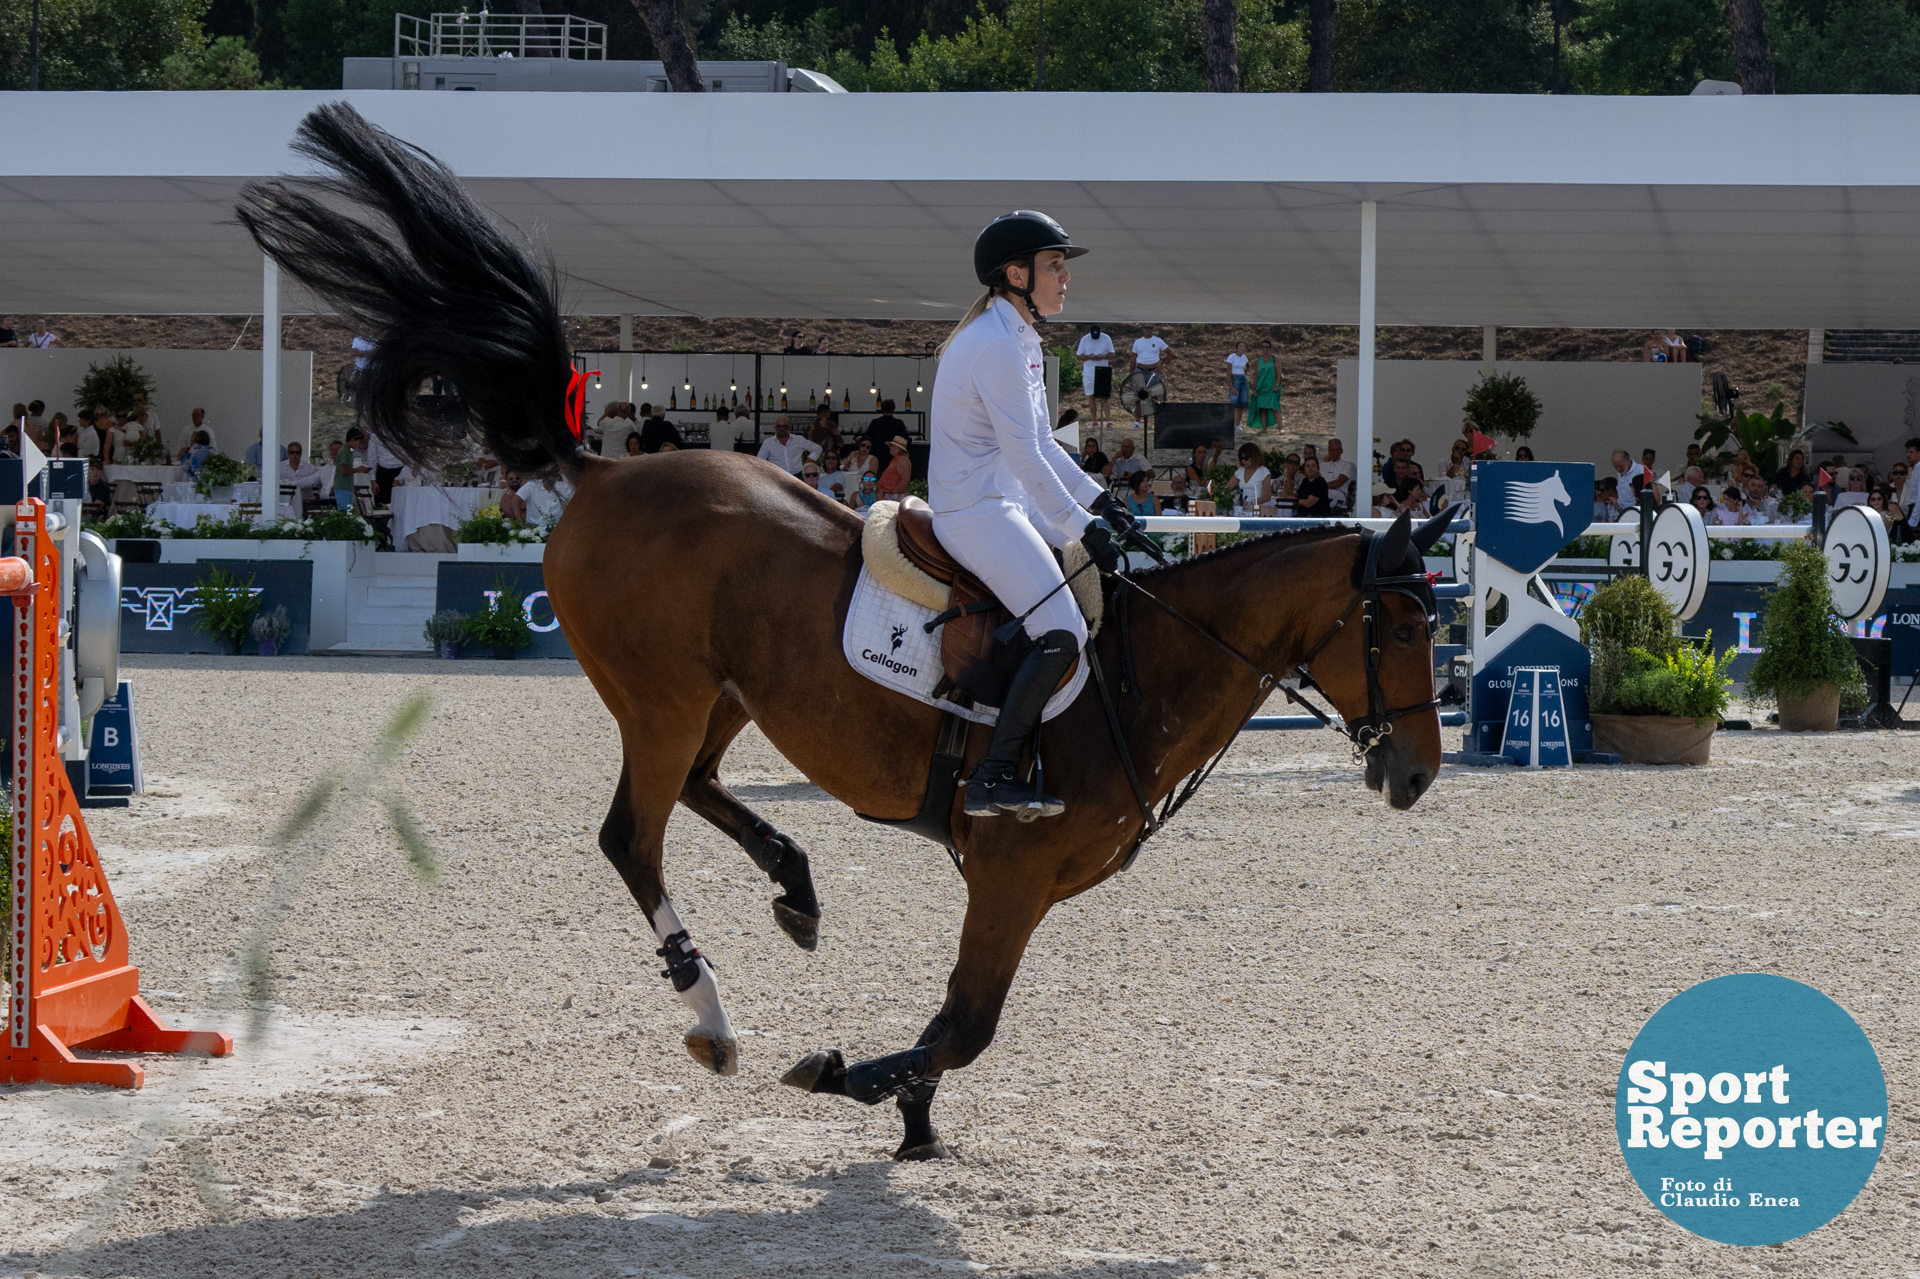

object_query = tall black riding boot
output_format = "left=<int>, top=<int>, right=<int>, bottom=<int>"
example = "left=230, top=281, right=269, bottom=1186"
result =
left=964, top=628, right=1080, bottom=821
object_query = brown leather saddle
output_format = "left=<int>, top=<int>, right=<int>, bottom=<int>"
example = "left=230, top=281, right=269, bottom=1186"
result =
left=893, top=496, right=1077, bottom=707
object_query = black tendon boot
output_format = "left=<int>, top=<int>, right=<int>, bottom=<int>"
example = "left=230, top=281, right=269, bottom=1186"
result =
left=964, top=628, right=1080, bottom=819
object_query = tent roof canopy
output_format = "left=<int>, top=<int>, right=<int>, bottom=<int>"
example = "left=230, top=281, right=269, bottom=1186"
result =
left=5, top=90, right=1919, bottom=326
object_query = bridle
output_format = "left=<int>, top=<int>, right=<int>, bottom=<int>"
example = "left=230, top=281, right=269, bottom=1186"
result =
left=1283, top=527, right=1444, bottom=761
left=1084, top=523, right=1443, bottom=872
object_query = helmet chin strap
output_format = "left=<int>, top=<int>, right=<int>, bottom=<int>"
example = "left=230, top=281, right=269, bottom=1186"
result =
left=1001, top=257, right=1045, bottom=324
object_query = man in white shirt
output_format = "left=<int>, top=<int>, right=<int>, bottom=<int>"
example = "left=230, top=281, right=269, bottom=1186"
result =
left=1741, top=475, right=1778, bottom=523
left=756, top=417, right=816, bottom=475
left=130, top=392, right=160, bottom=443
left=279, top=441, right=326, bottom=507
left=1225, top=344, right=1249, bottom=427
left=1130, top=324, right=1170, bottom=389
left=517, top=475, right=575, bottom=528
left=1673, top=466, right=1706, bottom=506
left=27, top=321, right=58, bottom=349
left=1322, top=437, right=1356, bottom=511
left=1609, top=450, right=1637, bottom=504
left=1106, top=437, right=1149, bottom=486
left=707, top=406, right=744, bottom=455
left=366, top=433, right=407, bottom=505
left=1074, top=324, right=1116, bottom=427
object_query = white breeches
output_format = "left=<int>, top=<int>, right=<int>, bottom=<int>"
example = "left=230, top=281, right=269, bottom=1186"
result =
left=931, top=497, right=1088, bottom=645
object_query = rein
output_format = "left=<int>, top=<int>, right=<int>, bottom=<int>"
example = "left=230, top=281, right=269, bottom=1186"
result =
left=1088, top=528, right=1441, bottom=872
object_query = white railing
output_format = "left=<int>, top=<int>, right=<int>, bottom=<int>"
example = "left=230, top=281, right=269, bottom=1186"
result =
left=394, top=11, right=608, bottom=60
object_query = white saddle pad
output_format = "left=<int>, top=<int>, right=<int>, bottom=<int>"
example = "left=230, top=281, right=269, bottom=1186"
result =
left=842, top=566, right=1088, bottom=727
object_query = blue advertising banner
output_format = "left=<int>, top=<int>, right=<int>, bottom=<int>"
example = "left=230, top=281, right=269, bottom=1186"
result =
left=87, top=680, right=144, bottom=794
left=1469, top=623, right=1593, bottom=754
left=118, top=560, right=313, bottom=654
left=434, top=562, right=574, bottom=659
left=1471, top=461, right=1596, bottom=575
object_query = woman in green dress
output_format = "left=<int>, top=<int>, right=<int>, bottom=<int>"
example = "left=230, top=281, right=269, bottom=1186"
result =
left=1247, top=339, right=1282, bottom=430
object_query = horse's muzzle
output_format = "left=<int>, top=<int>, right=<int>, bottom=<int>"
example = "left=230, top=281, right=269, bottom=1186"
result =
left=1365, top=739, right=1432, bottom=810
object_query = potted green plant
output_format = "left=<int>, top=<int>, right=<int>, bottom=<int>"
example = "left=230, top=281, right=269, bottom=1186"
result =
left=463, top=584, right=533, bottom=660
left=192, top=566, right=260, bottom=655
left=124, top=433, right=171, bottom=465
left=72, top=354, right=155, bottom=417
left=1580, top=576, right=1729, bottom=764
left=194, top=453, right=253, bottom=504
left=1462, top=371, right=1541, bottom=442
left=1746, top=541, right=1864, bottom=731
left=250, top=605, right=291, bottom=656
left=424, top=609, right=467, bottom=659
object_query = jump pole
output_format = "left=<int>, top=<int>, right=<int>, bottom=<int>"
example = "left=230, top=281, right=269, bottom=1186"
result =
left=3, top=497, right=232, bottom=1087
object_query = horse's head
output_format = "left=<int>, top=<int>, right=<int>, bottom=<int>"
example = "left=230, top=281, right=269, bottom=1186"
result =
left=1299, top=507, right=1454, bottom=810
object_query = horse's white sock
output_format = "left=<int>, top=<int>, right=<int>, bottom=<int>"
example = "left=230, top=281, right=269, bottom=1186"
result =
left=650, top=899, right=734, bottom=1043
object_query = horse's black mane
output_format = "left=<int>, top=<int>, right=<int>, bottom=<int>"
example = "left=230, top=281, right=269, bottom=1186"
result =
left=1127, top=523, right=1357, bottom=579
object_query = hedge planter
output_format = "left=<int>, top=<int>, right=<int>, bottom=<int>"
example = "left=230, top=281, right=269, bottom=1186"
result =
left=492, top=643, right=518, bottom=661
left=438, top=640, right=461, bottom=660
left=1777, top=682, right=1840, bottom=733
left=1591, top=713, right=1716, bottom=765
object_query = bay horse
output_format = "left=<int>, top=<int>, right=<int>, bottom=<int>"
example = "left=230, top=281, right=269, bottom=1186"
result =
left=238, top=103, right=1450, bottom=1160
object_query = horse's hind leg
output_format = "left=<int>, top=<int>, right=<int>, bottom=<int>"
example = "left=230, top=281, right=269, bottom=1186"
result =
left=600, top=732, right=741, bottom=1077
left=678, top=695, right=823, bottom=951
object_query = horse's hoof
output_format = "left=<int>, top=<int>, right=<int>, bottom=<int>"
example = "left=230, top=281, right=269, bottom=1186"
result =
left=780, top=1049, right=846, bottom=1094
left=893, top=1137, right=951, bottom=1161
left=684, top=1032, right=739, bottom=1077
left=772, top=897, right=820, bottom=952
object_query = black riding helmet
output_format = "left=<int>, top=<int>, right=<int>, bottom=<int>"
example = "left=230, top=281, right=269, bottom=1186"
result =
left=974, top=211, right=1087, bottom=321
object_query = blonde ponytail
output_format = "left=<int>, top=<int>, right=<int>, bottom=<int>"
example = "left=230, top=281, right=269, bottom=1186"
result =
left=938, top=289, right=999, bottom=356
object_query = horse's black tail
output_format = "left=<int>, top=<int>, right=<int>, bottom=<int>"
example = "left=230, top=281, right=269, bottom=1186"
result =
left=236, top=102, right=581, bottom=477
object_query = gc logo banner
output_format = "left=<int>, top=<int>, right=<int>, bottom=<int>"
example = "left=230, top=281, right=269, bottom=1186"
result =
left=1823, top=505, right=1889, bottom=623
left=120, top=584, right=263, bottom=632
left=1646, top=502, right=1710, bottom=619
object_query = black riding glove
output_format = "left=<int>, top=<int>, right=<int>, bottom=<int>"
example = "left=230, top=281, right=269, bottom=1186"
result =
left=1081, top=522, right=1122, bottom=573
left=1090, top=490, right=1138, bottom=537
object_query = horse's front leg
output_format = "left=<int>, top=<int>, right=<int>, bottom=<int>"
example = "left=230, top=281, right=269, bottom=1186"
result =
left=781, top=883, right=1047, bottom=1160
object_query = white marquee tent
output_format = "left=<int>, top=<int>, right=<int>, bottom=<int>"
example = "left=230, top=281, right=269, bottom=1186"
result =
left=6, top=88, right=1920, bottom=473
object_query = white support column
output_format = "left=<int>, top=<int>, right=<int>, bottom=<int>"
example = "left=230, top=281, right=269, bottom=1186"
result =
left=1353, top=200, right=1377, bottom=512
left=260, top=254, right=281, bottom=525
left=1482, top=325, right=1497, bottom=375
left=618, top=313, right=634, bottom=404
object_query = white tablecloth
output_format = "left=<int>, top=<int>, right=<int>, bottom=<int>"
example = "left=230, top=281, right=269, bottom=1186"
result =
left=149, top=499, right=298, bottom=527
left=391, top=486, right=502, bottom=547
left=105, top=464, right=185, bottom=485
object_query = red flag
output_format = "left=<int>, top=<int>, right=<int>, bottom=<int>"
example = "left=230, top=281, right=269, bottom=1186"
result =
left=1469, top=429, right=1496, bottom=456
left=1643, top=465, right=1655, bottom=486
left=1817, top=467, right=1832, bottom=488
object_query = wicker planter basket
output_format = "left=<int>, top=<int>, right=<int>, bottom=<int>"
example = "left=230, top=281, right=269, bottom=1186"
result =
left=1591, top=713, right=1716, bottom=765
left=1776, top=682, right=1840, bottom=733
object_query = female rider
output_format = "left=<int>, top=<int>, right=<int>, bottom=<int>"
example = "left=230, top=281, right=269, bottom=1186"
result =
left=929, top=211, right=1134, bottom=819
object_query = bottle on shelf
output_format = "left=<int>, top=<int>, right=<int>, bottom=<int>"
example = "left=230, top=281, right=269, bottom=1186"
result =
left=843, top=389, right=851, bottom=411
left=730, top=389, right=738, bottom=409
left=669, top=387, right=677, bottom=410
left=781, top=389, right=789, bottom=410
left=904, top=389, right=912, bottom=411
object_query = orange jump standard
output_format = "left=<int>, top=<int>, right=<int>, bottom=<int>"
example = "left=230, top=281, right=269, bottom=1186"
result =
left=3, top=497, right=230, bottom=1086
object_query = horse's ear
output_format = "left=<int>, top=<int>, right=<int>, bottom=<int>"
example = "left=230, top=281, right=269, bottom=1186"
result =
left=1411, top=501, right=1458, bottom=554
left=1378, top=508, right=1412, bottom=569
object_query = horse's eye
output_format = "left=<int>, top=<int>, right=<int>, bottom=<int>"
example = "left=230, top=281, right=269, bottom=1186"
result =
left=1394, top=624, right=1417, bottom=645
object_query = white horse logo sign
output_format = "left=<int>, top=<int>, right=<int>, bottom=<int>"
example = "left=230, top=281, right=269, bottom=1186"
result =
left=1472, top=461, right=1596, bottom=577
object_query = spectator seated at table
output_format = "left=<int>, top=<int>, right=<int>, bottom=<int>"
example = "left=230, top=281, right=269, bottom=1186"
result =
left=1177, top=443, right=1210, bottom=509
left=241, top=425, right=288, bottom=469
left=1773, top=449, right=1814, bottom=496
left=756, top=417, right=816, bottom=475
left=1673, top=466, right=1707, bottom=506
left=0, top=425, right=18, bottom=457
left=816, top=449, right=847, bottom=502
left=1835, top=470, right=1871, bottom=509
left=1108, top=437, right=1149, bottom=486
left=1230, top=443, right=1271, bottom=514
left=280, top=442, right=325, bottom=500
left=852, top=473, right=881, bottom=514
left=1294, top=456, right=1331, bottom=516
left=836, top=452, right=868, bottom=506
left=1370, top=482, right=1396, bottom=518
left=1079, top=436, right=1109, bottom=476
left=1121, top=469, right=1157, bottom=518
left=124, top=407, right=159, bottom=456
left=844, top=438, right=875, bottom=481
left=878, top=435, right=913, bottom=497
left=615, top=430, right=639, bottom=457
left=1594, top=477, right=1623, bottom=522
left=181, top=430, right=215, bottom=475
left=1714, top=487, right=1747, bottom=526
left=1689, top=485, right=1716, bottom=520
left=1395, top=476, right=1432, bottom=518
left=517, top=475, right=574, bottom=528
left=1742, top=475, right=1779, bottom=523
left=800, top=460, right=828, bottom=498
